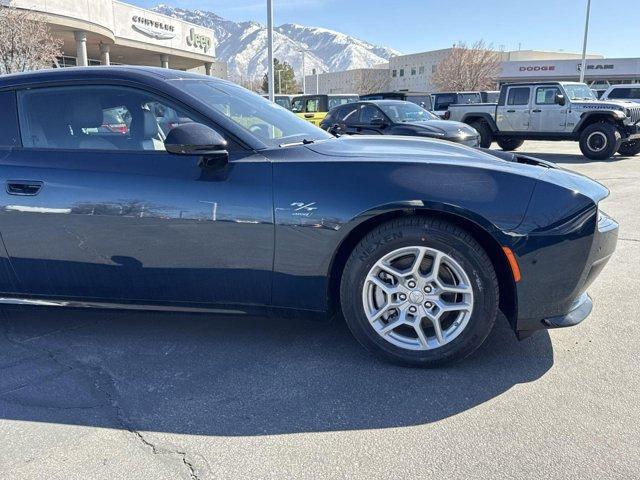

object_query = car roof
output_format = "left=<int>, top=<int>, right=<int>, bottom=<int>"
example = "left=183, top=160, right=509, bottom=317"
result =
left=292, top=93, right=358, bottom=99
left=0, top=66, right=234, bottom=89
left=605, top=84, right=640, bottom=89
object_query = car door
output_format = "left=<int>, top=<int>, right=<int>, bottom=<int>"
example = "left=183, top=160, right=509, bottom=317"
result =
left=530, top=86, right=567, bottom=132
left=496, top=86, right=532, bottom=132
left=0, top=84, right=273, bottom=308
left=350, top=105, right=387, bottom=135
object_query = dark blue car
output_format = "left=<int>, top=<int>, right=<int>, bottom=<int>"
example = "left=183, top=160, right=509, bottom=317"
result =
left=0, top=67, right=618, bottom=366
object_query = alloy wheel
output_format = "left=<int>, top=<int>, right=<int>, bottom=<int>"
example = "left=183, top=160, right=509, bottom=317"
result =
left=362, top=246, right=474, bottom=351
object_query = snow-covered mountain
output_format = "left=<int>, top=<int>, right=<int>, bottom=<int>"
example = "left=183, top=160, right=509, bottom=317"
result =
left=152, top=5, right=400, bottom=81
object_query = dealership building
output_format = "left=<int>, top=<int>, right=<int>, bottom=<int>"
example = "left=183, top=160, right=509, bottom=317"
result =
left=4, top=0, right=227, bottom=76
left=305, top=48, right=639, bottom=95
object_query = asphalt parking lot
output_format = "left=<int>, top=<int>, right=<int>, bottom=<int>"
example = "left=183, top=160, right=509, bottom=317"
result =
left=0, top=140, right=638, bottom=480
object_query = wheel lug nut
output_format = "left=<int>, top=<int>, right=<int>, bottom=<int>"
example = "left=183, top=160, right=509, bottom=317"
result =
left=408, top=281, right=416, bottom=288
left=424, top=301, right=433, bottom=309
left=409, top=306, right=417, bottom=313
left=424, top=286, right=432, bottom=293
left=399, top=294, right=407, bottom=301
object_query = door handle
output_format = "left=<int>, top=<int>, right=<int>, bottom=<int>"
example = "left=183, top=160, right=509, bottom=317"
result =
left=532, top=109, right=542, bottom=113
left=6, top=180, right=43, bottom=196
left=507, top=109, right=516, bottom=113
left=304, top=113, right=315, bottom=118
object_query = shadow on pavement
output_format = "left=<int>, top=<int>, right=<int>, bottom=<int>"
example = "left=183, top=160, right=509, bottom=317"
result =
left=0, top=306, right=554, bottom=436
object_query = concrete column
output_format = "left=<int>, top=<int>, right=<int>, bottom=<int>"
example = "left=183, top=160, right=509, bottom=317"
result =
left=205, top=62, right=213, bottom=76
left=160, top=54, right=169, bottom=69
left=100, top=43, right=110, bottom=66
left=74, top=31, right=88, bottom=67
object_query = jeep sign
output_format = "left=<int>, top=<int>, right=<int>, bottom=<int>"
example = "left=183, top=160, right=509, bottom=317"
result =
left=186, top=28, right=212, bottom=52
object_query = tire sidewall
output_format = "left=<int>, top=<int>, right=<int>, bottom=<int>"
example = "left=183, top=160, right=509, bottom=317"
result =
left=341, top=221, right=497, bottom=366
left=470, top=121, right=493, bottom=148
left=618, top=140, right=640, bottom=156
left=579, top=122, right=621, bottom=160
left=496, top=137, right=524, bottom=151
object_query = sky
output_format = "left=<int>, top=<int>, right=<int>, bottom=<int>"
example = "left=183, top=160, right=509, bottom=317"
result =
left=130, top=0, right=640, bottom=58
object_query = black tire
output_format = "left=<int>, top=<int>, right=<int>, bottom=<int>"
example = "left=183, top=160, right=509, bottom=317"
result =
left=469, top=121, right=493, bottom=148
left=496, top=137, right=525, bottom=151
left=340, top=217, right=499, bottom=367
left=579, top=122, right=621, bottom=160
left=617, top=140, right=640, bottom=156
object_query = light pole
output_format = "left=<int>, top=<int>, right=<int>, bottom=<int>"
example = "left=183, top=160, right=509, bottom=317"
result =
left=266, top=0, right=275, bottom=101
left=299, top=49, right=307, bottom=93
left=277, top=69, right=282, bottom=94
left=579, top=0, right=592, bottom=84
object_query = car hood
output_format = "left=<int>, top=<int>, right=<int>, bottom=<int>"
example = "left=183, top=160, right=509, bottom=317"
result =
left=401, top=120, right=478, bottom=136
left=304, top=136, right=546, bottom=175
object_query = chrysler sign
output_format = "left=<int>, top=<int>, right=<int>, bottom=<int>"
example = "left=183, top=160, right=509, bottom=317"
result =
left=132, top=16, right=176, bottom=40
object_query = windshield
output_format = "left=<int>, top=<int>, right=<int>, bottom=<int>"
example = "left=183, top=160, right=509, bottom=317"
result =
left=178, top=80, right=331, bottom=147
left=563, top=84, right=597, bottom=101
left=378, top=102, right=439, bottom=122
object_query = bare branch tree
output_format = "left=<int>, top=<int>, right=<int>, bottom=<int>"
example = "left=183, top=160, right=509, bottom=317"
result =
left=0, top=6, right=62, bottom=75
left=353, top=69, right=390, bottom=95
left=431, top=40, right=501, bottom=92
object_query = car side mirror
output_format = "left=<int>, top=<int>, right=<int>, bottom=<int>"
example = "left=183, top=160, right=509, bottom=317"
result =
left=165, top=123, right=229, bottom=167
left=555, top=93, right=566, bottom=106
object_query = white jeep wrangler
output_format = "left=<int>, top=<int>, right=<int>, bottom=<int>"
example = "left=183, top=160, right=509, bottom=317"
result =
left=448, top=81, right=640, bottom=160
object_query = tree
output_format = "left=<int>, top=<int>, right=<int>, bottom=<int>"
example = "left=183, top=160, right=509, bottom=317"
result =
left=431, top=40, right=501, bottom=92
left=262, top=58, right=298, bottom=94
left=353, top=69, right=390, bottom=95
left=0, top=6, right=62, bottom=75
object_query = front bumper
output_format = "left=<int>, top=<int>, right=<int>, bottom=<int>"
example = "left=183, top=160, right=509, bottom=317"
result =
left=516, top=210, right=618, bottom=338
left=450, top=135, right=480, bottom=148
left=622, top=123, right=640, bottom=141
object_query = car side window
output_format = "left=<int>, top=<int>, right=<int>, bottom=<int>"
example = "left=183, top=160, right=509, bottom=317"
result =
left=17, top=85, right=198, bottom=151
left=507, top=87, right=531, bottom=106
left=0, top=91, right=20, bottom=147
left=359, top=105, right=384, bottom=124
left=291, top=98, right=303, bottom=113
left=434, top=94, right=455, bottom=111
left=305, top=98, right=320, bottom=113
left=535, top=87, right=560, bottom=105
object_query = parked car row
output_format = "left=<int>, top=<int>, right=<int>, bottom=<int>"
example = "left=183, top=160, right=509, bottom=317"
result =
left=263, top=82, right=640, bottom=160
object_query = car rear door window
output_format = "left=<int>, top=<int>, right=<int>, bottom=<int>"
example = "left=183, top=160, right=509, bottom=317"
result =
left=17, top=85, right=197, bottom=151
left=0, top=91, right=20, bottom=147
left=333, top=104, right=359, bottom=122
left=305, top=98, right=320, bottom=113
left=433, top=93, right=456, bottom=111
left=507, top=87, right=531, bottom=106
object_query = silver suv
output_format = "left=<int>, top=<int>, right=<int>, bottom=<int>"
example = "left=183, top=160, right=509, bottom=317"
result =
left=448, top=82, right=640, bottom=159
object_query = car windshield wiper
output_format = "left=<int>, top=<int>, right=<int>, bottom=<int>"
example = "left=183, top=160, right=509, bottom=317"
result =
left=279, top=138, right=316, bottom=147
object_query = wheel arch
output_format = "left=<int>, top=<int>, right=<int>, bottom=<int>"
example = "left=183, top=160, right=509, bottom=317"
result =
left=462, top=113, right=498, bottom=132
left=326, top=204, right=518, bottom=329
left=573, top=111, right=623, bottom=135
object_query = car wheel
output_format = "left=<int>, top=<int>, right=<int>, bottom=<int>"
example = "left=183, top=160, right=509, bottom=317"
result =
left=496, top=137, right=524, bottom=151
left=469, top=121, right=493, bottom=148
left=340, top=217, right=499, bottom=367
left=579, top=122, right=621, bottom=160
left=617, top=140, right=640, bottom=156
